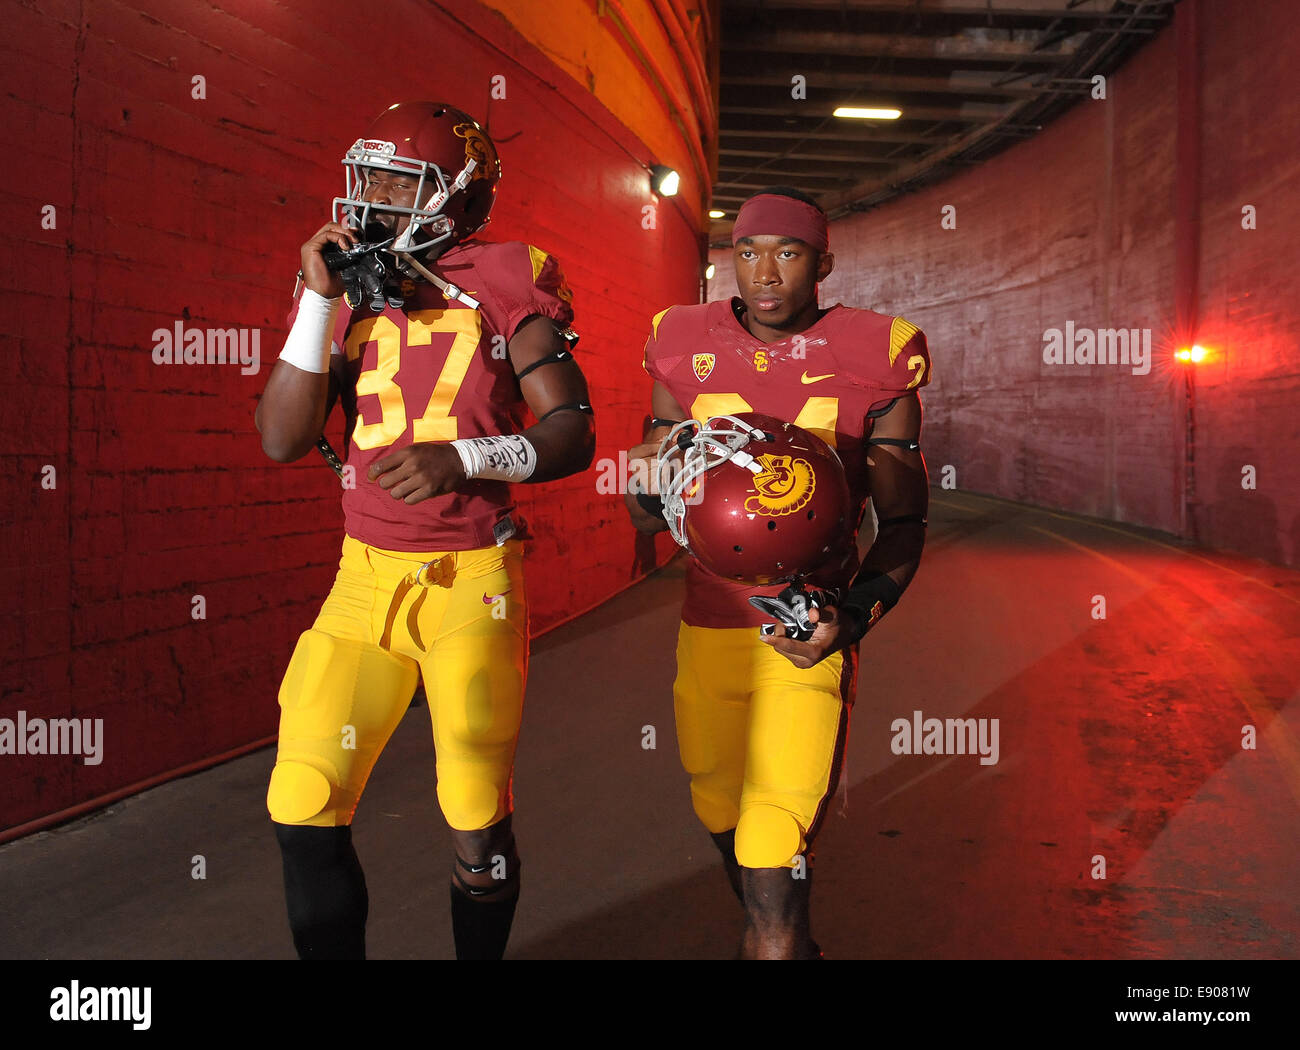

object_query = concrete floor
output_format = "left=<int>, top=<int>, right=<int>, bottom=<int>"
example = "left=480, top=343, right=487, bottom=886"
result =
left=2, top=489, right=1298, bottom=959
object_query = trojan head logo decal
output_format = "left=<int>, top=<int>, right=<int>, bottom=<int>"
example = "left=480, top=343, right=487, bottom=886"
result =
left=744, top=454, right=815, bottom=516
left=693, top=353, right=716, bottom=382
left=453, top=122, right=499, bottom=179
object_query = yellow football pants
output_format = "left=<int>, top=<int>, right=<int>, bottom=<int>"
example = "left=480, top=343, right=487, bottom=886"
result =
left=673, top=623, right=856, bottom=869
left=267, top=535, right=527, bottom=830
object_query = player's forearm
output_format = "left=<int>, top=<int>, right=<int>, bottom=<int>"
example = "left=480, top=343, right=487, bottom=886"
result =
left=519, top=410, right=595, bottom=483
left=836, top=522, right=926, bottom=642
left=857, top=522, right=926, bottom=594
left=257, top=287, right=341, bottom=462
left=256, top=361, right=333, bottom=462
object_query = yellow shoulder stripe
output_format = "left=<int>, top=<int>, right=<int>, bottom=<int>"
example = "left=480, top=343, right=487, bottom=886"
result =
left=889, top=317, right=921, bottom=366
left=651, top=307, right=673, bottom=339
left=527, top=245, right=549, bottom=283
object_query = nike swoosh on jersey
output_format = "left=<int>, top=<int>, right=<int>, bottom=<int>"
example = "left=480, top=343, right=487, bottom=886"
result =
left=800, top=371, right=836, bottom=384
left=482, top=591, right=510, bottom=604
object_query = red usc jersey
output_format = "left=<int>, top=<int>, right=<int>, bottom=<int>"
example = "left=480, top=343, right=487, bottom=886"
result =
left=287, top=239, right=574, bottom=551
left=642, top=297, right=932, bottom=628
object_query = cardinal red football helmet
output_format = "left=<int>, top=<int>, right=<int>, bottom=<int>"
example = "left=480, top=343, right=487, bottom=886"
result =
left=658, top=413, right=852, bottom=583
left=332, top=101, right=501, bottom=256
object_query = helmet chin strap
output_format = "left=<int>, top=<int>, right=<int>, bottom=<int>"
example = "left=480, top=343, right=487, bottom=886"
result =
left=396, top=249, right=480, bottom=310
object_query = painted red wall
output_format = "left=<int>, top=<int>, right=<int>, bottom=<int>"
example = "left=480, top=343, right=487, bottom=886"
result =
left=711, top=0, right=1298, bottom=567
left=1, top=0, right=697, bottom=832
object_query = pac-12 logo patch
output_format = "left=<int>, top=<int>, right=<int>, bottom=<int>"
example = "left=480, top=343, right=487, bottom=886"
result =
left=744, top=454, right=815, bottom=516
left=693, top=353, right=716, bottom=382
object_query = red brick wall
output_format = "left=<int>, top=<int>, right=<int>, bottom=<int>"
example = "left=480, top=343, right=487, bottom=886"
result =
left=712, top=0, right=1298, bottom=567
left=1, top=0, right=695, bottom=832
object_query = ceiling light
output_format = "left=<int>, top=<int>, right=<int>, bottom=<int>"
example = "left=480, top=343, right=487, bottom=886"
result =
left=834, top=107, right=902, bottom=120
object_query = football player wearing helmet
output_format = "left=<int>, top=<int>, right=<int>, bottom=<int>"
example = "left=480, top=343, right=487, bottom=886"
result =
left=623, top=187, right=931, bottom=959
left=255, top=102, right=594, bottom=960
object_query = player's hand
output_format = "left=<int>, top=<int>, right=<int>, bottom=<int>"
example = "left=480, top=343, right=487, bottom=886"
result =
left=626, top=442, right=666, bottom=495
left=761, top=603, right=860, bottom=669
left=627, top=438, right=690, bottom=496
left=368, top=443, right=467, bottom=504
left=300, top=222, right=359, bottom=299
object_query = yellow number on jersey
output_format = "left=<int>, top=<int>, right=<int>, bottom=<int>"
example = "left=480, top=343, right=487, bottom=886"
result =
left=348, top=316, right=405, bottom=450
left=409, top=310, right=481, bottom=442
left=689, top=393, right=753, bottom=420
left=905, top=354, right=928, bottom=390
left=689, top=393, right=840, bottom=448
left=345, top=309, right=485, bottom=450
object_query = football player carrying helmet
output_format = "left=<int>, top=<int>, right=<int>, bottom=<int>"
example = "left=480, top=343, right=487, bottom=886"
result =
left=623, top=185, right=932, bottom=959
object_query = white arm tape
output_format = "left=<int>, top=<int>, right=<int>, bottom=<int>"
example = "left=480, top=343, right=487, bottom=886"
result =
left=451, top=435, right=538, bottom=483
left=279, top=288, right=341, bottom=374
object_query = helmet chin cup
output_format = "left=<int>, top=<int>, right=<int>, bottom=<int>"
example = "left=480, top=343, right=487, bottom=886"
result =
left=392, top=213, right=455, bottom=254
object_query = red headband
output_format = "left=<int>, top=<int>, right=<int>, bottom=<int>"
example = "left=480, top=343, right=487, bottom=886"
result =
left=731, top=194, right=828, bottom=252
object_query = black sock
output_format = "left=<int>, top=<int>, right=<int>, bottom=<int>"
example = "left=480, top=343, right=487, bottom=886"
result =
left=274, top=823, right=368, bottom=960
left=449, top=877, right=520, bottom=960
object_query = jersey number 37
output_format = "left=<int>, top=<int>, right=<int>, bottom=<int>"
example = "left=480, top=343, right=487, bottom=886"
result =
left=344, top=310, right=482, bottom=450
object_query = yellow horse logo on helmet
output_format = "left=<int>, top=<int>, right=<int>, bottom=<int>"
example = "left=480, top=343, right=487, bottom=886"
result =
left=744, top=454, right=815, bottom=516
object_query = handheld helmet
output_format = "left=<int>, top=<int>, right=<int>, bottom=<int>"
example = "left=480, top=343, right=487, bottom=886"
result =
left=658, top=413, right=852, bottom=583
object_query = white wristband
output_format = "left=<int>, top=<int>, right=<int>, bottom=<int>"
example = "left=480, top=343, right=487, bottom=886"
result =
left=452, top=435, right=538, bottom=482
left=279, top=288, right=341, bottom=373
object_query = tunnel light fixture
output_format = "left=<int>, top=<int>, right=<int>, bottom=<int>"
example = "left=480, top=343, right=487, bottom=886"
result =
left=834, top=106, right=902, bottom=120
left=708, top=209, right=725, bottom=219
left=1176, top=344, right=1208, bottom=363
left=651, top=164, right=680, bottom=197
left=705, top=263, right=716, bottom=280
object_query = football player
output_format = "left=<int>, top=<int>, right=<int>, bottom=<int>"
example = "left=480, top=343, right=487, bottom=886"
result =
left=255, top=102, right=594, bottom=960
left=623, top=186, right=931, bottom=959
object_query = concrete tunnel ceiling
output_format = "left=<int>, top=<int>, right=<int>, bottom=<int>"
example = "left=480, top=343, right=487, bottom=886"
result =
left=711, top=0, right=1178, bottom=241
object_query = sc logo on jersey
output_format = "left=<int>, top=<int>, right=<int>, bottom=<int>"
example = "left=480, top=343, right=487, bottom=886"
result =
left=744, top=454, right=815, bottom=516
left=754, top=349, right=768, bottom=373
